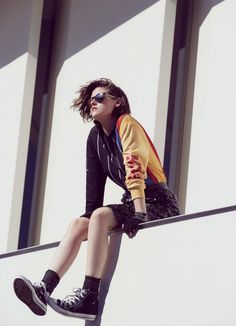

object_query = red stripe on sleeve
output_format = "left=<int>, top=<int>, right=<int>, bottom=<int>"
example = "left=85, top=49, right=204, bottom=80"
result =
left=147, top=167, right=159, bottom=183
left=140, top=125, right=161, bottom=161
left=116, top=114, right=127, bottom=135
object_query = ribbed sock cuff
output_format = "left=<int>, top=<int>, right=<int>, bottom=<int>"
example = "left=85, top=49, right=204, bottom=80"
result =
left=83, top=275, right=101, bottom=293
left=41, top=269, right=60, bottom=295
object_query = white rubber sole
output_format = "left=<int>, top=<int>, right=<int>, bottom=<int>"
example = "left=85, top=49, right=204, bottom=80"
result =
left=48, top=297, right=97, bottom=321
left=13, top=275, right=47, bottom=316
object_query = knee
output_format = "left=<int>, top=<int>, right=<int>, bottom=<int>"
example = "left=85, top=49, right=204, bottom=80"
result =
left=68, top=217, right=89, bottom=240
left=89, top=207, right=111, bottom=228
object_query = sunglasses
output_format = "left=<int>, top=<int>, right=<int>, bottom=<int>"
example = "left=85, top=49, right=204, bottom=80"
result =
left=88, top=92, right=116, bottom=106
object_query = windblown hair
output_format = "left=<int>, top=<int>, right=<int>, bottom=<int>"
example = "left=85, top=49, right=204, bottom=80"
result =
left=71, top=78, right=131, bottom=121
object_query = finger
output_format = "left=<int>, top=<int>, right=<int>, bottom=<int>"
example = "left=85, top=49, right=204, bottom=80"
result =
left=128, top=232, right=133, bottom=238
left=132, top=229, right=138, bottom=237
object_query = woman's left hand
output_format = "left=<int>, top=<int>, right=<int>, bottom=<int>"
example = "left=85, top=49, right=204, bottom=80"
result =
left=123, top=212, right=147, bottom=238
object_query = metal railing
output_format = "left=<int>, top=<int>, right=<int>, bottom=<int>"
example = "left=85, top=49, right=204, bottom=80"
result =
left=1, top=204, right=235, bottom=260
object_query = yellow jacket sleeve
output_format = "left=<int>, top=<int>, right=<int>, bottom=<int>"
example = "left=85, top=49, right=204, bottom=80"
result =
left=118, top=115, right=149, bottom=199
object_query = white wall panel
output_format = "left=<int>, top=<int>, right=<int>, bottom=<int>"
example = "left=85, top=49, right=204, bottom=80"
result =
left=180, top=0, right=236, bottom=213
left=2, top=210, right=236, bottom=326
left=0, top=0, right=43, bottom=251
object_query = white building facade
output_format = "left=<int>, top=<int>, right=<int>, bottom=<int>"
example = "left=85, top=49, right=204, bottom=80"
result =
left=1, top=1, right=236, bottom=324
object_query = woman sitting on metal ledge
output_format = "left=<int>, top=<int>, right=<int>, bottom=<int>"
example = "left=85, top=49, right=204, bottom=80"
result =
left=13, top=78, right=180, bottom=321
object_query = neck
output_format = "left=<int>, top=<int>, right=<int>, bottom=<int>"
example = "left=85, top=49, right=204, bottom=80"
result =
left=96, top=117, right=116, bottom=136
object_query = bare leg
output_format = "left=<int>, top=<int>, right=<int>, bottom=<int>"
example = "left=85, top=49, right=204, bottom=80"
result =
left=49, top=217, right=89, bottom=278
left=41, top=209, right=117, bottom=319
left=13, top=217, right=91, bottom=317
left=86, top=207, right=117, bottom=278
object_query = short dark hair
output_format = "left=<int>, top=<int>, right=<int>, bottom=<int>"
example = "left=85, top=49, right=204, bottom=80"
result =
left=71, top=78, right=131, bottom=121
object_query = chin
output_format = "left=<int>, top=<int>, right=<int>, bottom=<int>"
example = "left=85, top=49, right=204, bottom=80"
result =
left=92, top=115, right=100, bottom=123
left=92, top=112, right=99, bottom=120
left=91, top=113, right=99, bottom=120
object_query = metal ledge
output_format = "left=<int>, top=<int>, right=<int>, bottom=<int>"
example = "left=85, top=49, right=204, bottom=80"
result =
left=1, top=204, right=235, bottom=260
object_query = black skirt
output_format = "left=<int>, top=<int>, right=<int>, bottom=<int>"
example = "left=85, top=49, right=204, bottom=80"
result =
left=105, top=183, right=180, bottom=228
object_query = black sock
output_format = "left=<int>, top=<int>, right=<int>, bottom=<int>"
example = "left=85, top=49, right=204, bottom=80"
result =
left=83, top=275, right=101, bottom=293
left=41, top=269, right=60, bottom=295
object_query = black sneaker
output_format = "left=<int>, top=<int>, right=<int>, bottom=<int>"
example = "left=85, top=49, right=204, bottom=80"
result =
left=13, top=275, right=49, bottom=316
left=48, top=288, right=98, bottom=320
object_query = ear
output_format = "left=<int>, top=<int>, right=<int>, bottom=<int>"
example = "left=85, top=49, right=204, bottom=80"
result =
left=115, top=98, right=121, bottom=107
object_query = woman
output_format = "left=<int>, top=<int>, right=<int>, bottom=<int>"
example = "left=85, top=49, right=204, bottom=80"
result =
left=13, top=78, right=180, bottom=321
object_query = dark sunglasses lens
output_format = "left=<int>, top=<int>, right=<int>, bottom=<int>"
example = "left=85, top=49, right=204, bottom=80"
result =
left=95, top=93, right=105, bottom=103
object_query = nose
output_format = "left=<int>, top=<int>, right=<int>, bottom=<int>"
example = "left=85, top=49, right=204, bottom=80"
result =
left=89, top=97, right=98, bottom=107
left=88, top=98, right=95, bottom=109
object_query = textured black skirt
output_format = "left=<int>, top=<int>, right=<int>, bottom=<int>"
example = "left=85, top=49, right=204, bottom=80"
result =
left=106, top=183, right=180, bottom=228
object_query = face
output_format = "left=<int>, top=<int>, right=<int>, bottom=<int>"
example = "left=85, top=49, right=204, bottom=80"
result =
left=89, top=87, right=120, bottom=122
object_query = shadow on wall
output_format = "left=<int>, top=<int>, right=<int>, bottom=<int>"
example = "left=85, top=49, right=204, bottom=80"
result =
left=0, top=0, right=52, bottom=68
left=52, top=0, right=161, bottom=77
left=0, top=0, right=31, bottom=68
left=0, top=0, right=160, bottom=69
left=183, top=0, right=226, bottom=138
left=186, top=0, right=226, bottom=108
left=195, top=0, right=225, bottom=26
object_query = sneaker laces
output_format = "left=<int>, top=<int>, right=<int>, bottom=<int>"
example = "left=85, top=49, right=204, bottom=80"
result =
left=59, top=288, right=88, bottom=307
left=33, top=281, right=50, bottom=300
